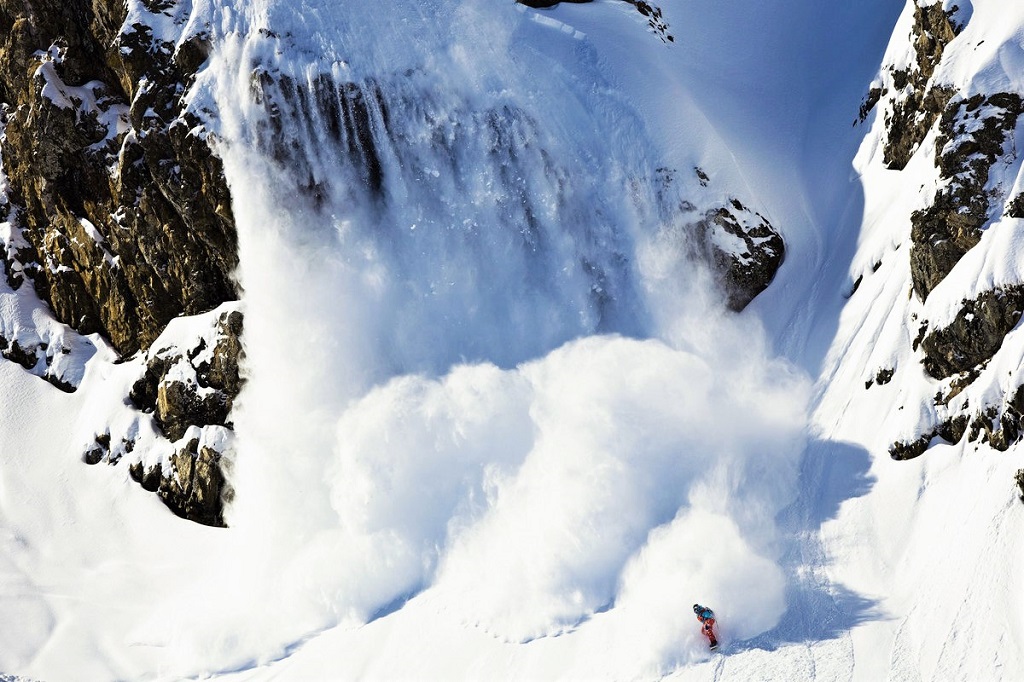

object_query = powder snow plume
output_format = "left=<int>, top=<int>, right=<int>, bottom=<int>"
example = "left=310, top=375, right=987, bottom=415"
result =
left=38, top=0, right=817, bottom=676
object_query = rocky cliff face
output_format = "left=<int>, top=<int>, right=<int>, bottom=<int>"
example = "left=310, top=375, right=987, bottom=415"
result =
left=81, top=304, right=243, bottom=527
left=0, top=0, right=237, bottom=356
left=859, top=0, right=1024, bottom=459
left=878, top=2, right=960, bottom=171
left=0, top=0, right=241, bottom=525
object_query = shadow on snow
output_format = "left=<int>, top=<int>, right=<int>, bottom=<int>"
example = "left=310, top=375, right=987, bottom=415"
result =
left=732, top=438, right=883, bottom=653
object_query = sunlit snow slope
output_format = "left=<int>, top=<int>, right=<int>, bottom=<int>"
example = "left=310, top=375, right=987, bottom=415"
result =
left=806, top=0, right=1024, bottom=678
left=7, top=0, right=1024, bottom=681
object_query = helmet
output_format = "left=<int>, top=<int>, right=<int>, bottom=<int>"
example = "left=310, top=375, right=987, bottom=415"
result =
left=693, top=604, right=700, bottom=613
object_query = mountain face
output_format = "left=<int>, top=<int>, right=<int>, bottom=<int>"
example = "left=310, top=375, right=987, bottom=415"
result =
left=0, top=0, right=1023, bottom=679
left=0, top=0, right=237, bottom=352
left=0, top=0, right=241, bottom=523
left=0, top=0, right=784, bottom=525
left=851, top=0, right=1024, bottom=464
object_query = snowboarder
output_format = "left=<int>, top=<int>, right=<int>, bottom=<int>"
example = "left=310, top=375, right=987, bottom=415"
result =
left=693, top=603, right=718, bottom=649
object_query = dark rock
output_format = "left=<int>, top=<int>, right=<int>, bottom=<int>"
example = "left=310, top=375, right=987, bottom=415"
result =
left=174, top=30, right=212, bottom=75
left=83, top=433, right=110, bottom=465
left=157, top=438, right=227, bottom=527
left=882, top=2, right=961, bottom=170
left=939, top=368, right=981, bottom=404
left=913, top=2, right=961, bottom=75
left=892, top=69, right=910, bottom=91
left=129, top=460, right=163, bottom=493
left=884, top=85, right=954, bottom=171
left=156, top=379, right=230, bottom=442
left=889, top=433, right=933, bottom=460
left=118, top=310, right=242, bottom=525
left=129, top=310, right=244, bottom=442
left=969, top=406, right=1018, bottom=451
left=898, top=384, right=1024, bottom=459
left=695, top=201, right=785, bottom=311
left=912, top=322, right=928, bottom=351
left=0, top=330, right=86, bottom=392
left=867, top=367, right=895, bottom=388
left=961, top=385, right=1024, bottom=452
left=624, top=1, right=673, bottom=41
left=889, top=414, right=967, bottom=460
left=0, top=0, right=238, bottom=357
left=694, top=167, right=710, bottom=187
left=937, top=414, right=969, bottom=445
left=1007, top=194, right=1024, bottom=219
left=920, top=287, right=1024, bottom=379
left=967, top=390, right=1024, bottom=452
left=848, top=274, right=863, bottom=298
left=129, top=354, right=170, bottom=412
left=44, top=373, right=75, bottom=393
left=1016, top=469, right=1024, bottom=502
left=909, top=93, right=1023, bottom=299
left=858, top=87, right=884, bottom=123
left=197, top=310, right=245, bottom=396
left=0, top=336, right=38, bottom=370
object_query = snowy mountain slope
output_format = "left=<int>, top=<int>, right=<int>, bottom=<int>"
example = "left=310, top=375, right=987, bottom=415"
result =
left=0, top=0, right=246, bottom=525
left=3, top=0, right=1024, bottom=681
left=830, top=0, right=1024, bottom=458
left=798, top=0, right=1024, bottom=677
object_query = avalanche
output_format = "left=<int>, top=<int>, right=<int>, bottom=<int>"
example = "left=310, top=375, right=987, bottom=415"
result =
left=2, top=0, right=1023, bottom=680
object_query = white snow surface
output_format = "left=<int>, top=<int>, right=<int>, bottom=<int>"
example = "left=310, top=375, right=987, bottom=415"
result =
left=3, top=0, right=1024, bottom=680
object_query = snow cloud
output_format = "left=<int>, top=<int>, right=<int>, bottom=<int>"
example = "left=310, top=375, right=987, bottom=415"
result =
left=194, top=327, right=807, bottom=673
left=431, top=335, right=806, bottom=646
left=146, top=0, right=811, bottom=674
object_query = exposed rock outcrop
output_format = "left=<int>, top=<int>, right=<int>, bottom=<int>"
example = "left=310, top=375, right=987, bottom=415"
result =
left=967, top=385, right=1024, bottom=453
left=889, top=414, right=968, bottom=460
left=0, top=335, right=72, bottom=392
left=647, top=166, right=786, bottom=311
left=129, top=308, right=242, bottom=525
left=881, top=3, right=961, bottom=170
left=909, top=93, right=1023, bottom=300
left=866, top=4, right=1024, bottom=459
left=88, top=307, right=243, bottom=527
left=865, top=367, right=895, bottom=390
left=0, top=0, right=238, bottom=357
left=131, top=311, right=243, bottom=442
left=1007, top=194, right=1024, bottom=219
left=130, top=436, right=229, bottom=527
left=895, top=383, right=1024, bottom=459
left=920, top=287, right=1024, bottom=379
left=1, top=1, right=243, bottom=524
left=695, top=198, right=785, bottom=311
